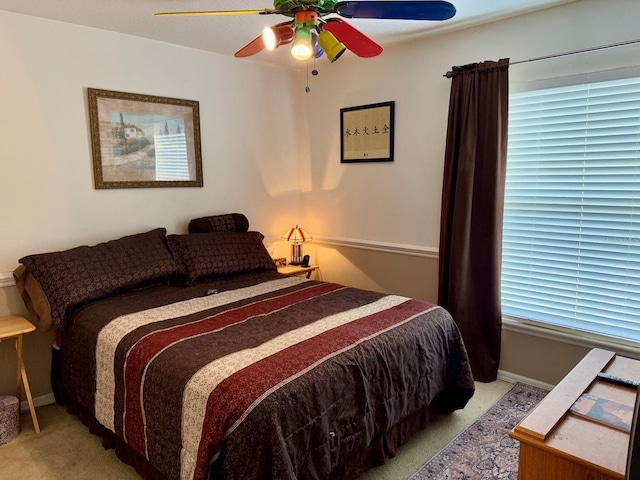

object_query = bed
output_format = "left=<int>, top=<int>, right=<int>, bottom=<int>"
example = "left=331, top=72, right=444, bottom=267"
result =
left=13, top=214, right=475, bottom=480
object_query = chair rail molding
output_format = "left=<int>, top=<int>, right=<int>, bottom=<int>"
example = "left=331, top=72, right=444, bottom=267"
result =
left=0, top=272, right=15, bottom=288
left=264, top=234, right=439, bottom=259
left=312, top=234, right=439, bottom=259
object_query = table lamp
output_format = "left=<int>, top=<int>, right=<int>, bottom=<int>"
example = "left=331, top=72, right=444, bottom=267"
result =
left=281, top=225, right=312, bottom=265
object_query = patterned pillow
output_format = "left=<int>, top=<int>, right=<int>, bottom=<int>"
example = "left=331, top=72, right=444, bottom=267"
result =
left=167, top=231, right=276, bottom=284
left=188, top=213, right=249, bottom=233
left=13, top=265, right=53, bottom=330
left=19, top=228, right=178, bottom=330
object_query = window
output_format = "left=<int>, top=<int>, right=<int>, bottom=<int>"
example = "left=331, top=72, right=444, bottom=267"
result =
left=502, top=73, right=640, bottom=343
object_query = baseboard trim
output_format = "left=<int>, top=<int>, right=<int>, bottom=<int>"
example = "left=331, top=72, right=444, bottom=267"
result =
left=21, top=393, right=56, bottom=413
left=497, top=369, right=555, bottom=391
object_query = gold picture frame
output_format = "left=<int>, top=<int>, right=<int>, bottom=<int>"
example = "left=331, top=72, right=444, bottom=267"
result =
left=340, top=101, right=394, bottom=163
left=88, top=88, right=203, bottom=189
left=273, top=257, right=287, bottom=268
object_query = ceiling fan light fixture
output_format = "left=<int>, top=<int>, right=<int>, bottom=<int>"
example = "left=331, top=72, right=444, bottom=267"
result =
left=291, top=26, right=314, bottom=61
left=312, top=33, right=324, bottom=58
left=318, top=30, right=346, bottom=63
left=158, top=0, right=457, bottom=61
left=294, top=10, right=318, bottom=23
left=263, top=25, right=294, bottom=50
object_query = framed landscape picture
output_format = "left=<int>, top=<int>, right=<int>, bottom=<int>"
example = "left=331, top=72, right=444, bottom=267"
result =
left=87, top=88, right=203, bottom=189
left=340, top=101, right=394, bottom=163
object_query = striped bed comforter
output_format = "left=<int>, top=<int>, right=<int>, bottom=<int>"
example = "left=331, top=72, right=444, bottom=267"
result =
left=60, top=272, right=475, bottom=480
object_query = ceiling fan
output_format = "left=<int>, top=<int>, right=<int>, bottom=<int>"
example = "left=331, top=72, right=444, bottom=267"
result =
left=156, top=0, right=456, bottom=63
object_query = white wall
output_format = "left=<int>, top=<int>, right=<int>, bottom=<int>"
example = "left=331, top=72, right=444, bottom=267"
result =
left=0, top=10, right=304, bottom=276
left=0, top=10, right=305, bottom=400
left=300, top=0, right=640, bottom=384
left=301, top=0, right=640, bottom=249
left=1, top=0, right=639, bottom=401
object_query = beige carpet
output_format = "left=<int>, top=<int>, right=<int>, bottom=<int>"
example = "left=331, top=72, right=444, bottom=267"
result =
left=0, top=380, right=512, bottom=480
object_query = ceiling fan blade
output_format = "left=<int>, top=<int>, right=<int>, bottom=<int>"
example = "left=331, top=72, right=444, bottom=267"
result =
left=324, top=18, right=383, bottom=58
left=235, top=36, right=266, bottom=58
left=334, top=0, right=456, bottom=20
left=155, top=9, right=277, bottom=17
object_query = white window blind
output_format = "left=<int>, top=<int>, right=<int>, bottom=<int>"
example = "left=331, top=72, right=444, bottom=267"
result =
left=502, top=75, right=640, bottom=343
left=154, top=133, right=190, bottom=181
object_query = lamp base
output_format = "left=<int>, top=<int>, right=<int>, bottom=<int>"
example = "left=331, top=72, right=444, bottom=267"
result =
left=290, top=243, right=303, bottom=265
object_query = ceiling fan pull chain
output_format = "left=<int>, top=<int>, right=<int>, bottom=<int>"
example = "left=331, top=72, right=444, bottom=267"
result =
left=305, top=61, right=311, bottom=93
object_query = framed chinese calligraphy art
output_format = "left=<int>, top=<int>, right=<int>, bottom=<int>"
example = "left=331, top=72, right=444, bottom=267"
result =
left=340, top=101, right=394, bottom=163
left=88, top=88, right=203, bottom=189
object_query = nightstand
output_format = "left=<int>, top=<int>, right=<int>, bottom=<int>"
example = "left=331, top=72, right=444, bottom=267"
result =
left=278, top=264, right=319, bottom=279
left=0, top=316, right=40, bottom=433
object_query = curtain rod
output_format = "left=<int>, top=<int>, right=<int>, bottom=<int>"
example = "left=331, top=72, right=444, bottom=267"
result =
left=443, top=38, right=640, bottom=78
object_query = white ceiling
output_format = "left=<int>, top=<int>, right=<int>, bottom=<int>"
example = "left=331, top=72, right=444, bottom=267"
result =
left=0, top=0, right=577, bottom=68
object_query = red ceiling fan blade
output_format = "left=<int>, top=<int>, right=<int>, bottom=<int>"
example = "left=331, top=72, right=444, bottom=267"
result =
left=234, top=35, right=265, bottom=58
left=324, top=18, right=383, bottom=58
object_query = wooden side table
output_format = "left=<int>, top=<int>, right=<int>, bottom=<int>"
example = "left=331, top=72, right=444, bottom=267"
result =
left=0, top=316, right=40, bottom=433
left=510, top=348, right=635, bottom=480
left=278, top=264, right=319, bottom=279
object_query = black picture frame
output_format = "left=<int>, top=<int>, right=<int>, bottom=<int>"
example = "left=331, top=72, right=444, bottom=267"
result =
left=340, top=101, right=394, bottom=163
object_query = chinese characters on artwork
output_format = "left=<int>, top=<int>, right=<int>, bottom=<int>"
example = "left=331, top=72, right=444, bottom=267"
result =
left=343, top=122, right=391, bottom=138
left=341, top=101, right=394, bottom=163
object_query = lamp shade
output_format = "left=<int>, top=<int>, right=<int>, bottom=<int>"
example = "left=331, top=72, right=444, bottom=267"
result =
left=291, top=27, right=313, bottom=61
left=281, top=225, right=312, bottom=244
left=281, top=225, right=312, bottom=265
left=263, top=25, right=294, bottom=50
left=312, top=34, right=324, bottom=58
left=318, top=30, right=346, bottom=63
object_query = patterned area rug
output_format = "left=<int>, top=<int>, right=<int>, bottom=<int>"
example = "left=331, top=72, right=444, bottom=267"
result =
left=410, top=382, right=549, bottom=480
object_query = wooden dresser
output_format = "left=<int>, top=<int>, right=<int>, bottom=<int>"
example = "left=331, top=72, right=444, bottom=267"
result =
left=510, top=348, right=639, bottom=480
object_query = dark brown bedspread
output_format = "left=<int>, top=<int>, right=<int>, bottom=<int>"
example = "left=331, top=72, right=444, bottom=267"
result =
left=60, top=272, right=474, bottom=480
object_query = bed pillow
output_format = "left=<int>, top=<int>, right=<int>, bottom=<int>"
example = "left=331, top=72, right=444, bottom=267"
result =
left=188, top=213, right=249, bottom=233
left=167, top=231, right=276, bottom=284
left=19, top=228, right=178, bottom=330
left=13, top=264, right=53, bottom=330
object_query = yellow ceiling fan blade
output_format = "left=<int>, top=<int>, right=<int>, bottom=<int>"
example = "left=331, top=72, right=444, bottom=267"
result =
left=155, top=9, right=277, bottom=17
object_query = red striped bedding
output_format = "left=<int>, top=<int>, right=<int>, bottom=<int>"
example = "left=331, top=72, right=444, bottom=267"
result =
left=59, top=271, right=475, bottom=480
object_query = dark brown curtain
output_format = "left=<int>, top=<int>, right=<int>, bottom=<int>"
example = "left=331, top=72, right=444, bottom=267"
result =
left=438, top=58, right=509, bottom=382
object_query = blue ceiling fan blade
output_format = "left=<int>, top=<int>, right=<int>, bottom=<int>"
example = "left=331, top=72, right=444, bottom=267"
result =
left=335, top=0, right=456, bottom=20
